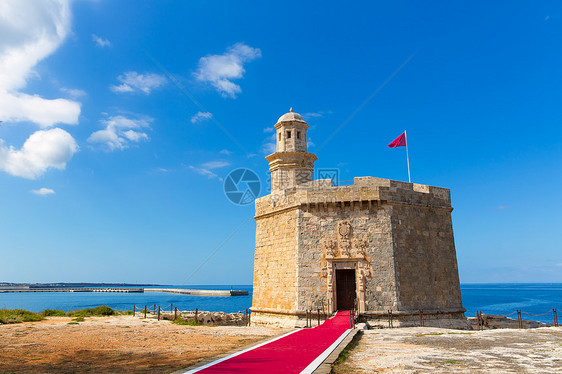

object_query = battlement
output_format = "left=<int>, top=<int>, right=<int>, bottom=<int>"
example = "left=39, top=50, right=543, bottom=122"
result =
left=255, top=176, right=451, bottom=218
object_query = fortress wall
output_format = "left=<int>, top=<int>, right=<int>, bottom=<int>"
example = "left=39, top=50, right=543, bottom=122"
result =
left=390, top=203, right=463, bottom=311
left=255, top=179, right=449, bottom=217
left=253, top=177, right=464, bottom=326
left=255, top=177, right=451, bottom=218
left=252, top=208, right=299, bottom=312
left=295, top=208, right=328, bottom=311
left=296, top=205, right=399, bottom=313
left=361, top=206, right=399, bottom=312
left=354, top=177, right=451, bottom=206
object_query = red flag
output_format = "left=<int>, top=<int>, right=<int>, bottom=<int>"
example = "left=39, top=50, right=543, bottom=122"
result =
left=388, top=132, right=406, bottom=148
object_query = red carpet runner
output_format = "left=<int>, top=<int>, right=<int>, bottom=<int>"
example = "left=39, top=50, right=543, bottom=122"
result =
left=185, top=311, right=352, bottom=374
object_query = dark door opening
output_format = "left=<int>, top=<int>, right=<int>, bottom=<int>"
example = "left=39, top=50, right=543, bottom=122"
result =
left=336, top=269, right=356, bottom=311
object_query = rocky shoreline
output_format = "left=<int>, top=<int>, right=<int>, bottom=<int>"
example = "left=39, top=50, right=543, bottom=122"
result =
left=467, top=314, right=558, bottom=329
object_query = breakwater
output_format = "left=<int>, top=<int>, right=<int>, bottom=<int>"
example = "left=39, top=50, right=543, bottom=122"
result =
left=145, top=288, right=248, bottom=296
left=0, top=288, right=144, bottom=293
left=0, top=287, right=249, bottom=296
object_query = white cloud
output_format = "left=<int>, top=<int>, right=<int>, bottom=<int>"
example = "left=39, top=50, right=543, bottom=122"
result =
left=188, top=160, right=230, bottom=181
left=92, top=34, right=110, bottom=48
left=88, top=115, right=151, bottom=151
left=0, top=128, right=78, bottom=179
left=190, top=111, right=213, bottom=124
left=262, top=132, right=276, bottom=154
left=31, top=187, right=55, bottom=195
left=60, top=87, right=86, bottom=98
left=110, top=72, right=167, bottom=94
left=188, top=165, right=221, bottom=180
left=201, top=161, right=230, bottom=169
left=122, top=129, right=148, bottom=142
left=0, top=91, right=81, bottom=128
left=0, top=0, right=81, bottom=128
left=219, top=149, right=232, bottom=156
left=302, top=110, right=333, bottom=120
left=262, top=142, right=276, bottom=154
left=263, top=127, right=275, bottom=133
left=194, top=42, right=261, bottom=98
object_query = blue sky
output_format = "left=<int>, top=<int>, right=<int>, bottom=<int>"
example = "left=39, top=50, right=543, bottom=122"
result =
left=0, top=0, right=560, bottom=285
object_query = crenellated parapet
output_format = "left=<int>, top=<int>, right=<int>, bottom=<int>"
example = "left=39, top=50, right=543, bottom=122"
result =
left=255, top=177, right=452, bottom=219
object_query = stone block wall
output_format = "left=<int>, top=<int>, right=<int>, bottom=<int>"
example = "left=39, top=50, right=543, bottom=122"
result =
left=296, top=205, right=399, bottom=313
left=252, top=208, right=299, bottom=312
left=390, top=203, right=463, bottom=311
left=252, top=176, right=465, bottom=327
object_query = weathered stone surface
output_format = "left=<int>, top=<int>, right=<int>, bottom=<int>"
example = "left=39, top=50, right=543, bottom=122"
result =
left=333, top=327, right=562, bottom=373
left=468, top=315, right=550, bottom=329
left=172, top=311, right=248, bottom=326
left=252, top=208, right=298, bottom=312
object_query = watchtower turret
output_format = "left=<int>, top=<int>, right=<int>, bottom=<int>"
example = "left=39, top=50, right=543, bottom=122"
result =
left=266, top=108, right=317, bottom=192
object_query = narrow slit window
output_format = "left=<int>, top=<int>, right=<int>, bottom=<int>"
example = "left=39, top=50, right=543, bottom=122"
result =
left=297, top=131, right=300, bottom=139
left=287, top=131, right=291, bottom=139
left=278, top=132, right=281, bottom=141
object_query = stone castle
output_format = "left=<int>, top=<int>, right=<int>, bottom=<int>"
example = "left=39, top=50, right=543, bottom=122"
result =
left=250, top=109, right=467, bottom=328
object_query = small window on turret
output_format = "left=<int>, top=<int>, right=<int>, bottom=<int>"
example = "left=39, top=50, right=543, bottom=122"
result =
left=297, top=131, right=301, bottom=139
left=287, top=131, right=291, bottom=139
left=278, top=132, right=281, bottom=141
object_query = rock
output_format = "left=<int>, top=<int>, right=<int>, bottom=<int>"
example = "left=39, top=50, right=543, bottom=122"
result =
left=175, top=311, right=248, bottom=326
left=468, top=315, right=549, bottom=329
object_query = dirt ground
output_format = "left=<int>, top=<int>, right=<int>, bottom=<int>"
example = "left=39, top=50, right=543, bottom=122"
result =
left=4, top=317, right=560, bottom=373
left=0, top=315, right=287, bottom=373
left=333, top=326, right=562, bottom=373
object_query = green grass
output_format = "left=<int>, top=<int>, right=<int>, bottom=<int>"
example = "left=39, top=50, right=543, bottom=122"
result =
left=73, top=317, right=85, bottom=322
left=0, top=309, right=44, bottom=324
left=41, top=309, right=67, bottom=317
left=413, top=332, right=445, bottom=337
left=173, top=318, right=201, bottom=326
left=332, top=331, right=363, bottom=366
left=0, top=305, right=117, bottom=324
left=443, top=359, right=463, bottom=365
left=68, top=305, right=115, bottom=317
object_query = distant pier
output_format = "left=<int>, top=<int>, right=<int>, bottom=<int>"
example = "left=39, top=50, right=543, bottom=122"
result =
left=145, top=288, right=249, bottom=296
left=0, top=287, right=143, bottom=293
left=0, top=287, right=248, bottom=296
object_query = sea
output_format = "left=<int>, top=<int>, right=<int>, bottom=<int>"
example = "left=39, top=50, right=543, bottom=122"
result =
left=1, top=283, right=560, bottom=324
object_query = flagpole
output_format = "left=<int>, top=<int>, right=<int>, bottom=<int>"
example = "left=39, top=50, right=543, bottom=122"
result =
left=405, top=130, right=411, bottom=183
